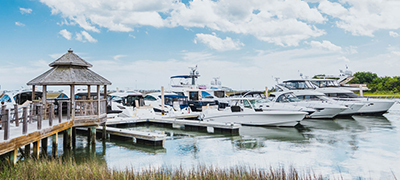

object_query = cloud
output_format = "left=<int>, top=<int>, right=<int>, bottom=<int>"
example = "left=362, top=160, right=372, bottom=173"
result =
left=49, top=53, right=64, bottom=59
left=59, top=29, right=72, bottom=40
left=113, top=55, right=127, bottom=61
left=389, top=31, right=399, bottom=37
left=338, top=56, right=350, bottom=62
left=20, top=8, right=32, bottom=14
left=15, top=22, right=25, bottom=26
left=40, top=0, right=326, bottom=46
left=194, top=33, right=244, bottom=51
left=129, top=34, right=136, bottom=38
left=75, top=31, right=97, bottom=43
left=319, top=0, right=400, bottom=37
left=308, top=40, right=342, bottom=51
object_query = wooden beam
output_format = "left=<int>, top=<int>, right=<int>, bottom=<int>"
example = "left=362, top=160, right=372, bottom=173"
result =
left=70, top=85, right=75, bottom=119
left=72, top=127, right=76, bottom=149
left=24, top=144, right=30, bottom=159
left=32, top=141, right=39, bottom=159
left=22, top=107, right=27, bottom=134
left=14, top=104, right=19, bottom=127
left=97, top=85, right=100, bottom=116
left=0, top=121, right=73, bottom=155
left=52, top=133, right=58, bottom=157
left=41, top=137, right=48, bottom=157
left=3, top=109, right=10, bottom=140
left=10, top=148, right=17, bottom=166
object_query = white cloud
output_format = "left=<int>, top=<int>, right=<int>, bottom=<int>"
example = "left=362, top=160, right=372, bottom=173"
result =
left=308, top=40, right=342, bottom=51
left=75, top=31, right=97, bottom=43
left=40, top=0, right=326, bottom=46
left=20, top=8, right=32, bottom=14
left=319, top=0, right=400, bottom=37
left=194, top=33, right=244, bottom=51
left=389, top=31, right=399, bottom=37
left=129, top=34, right=136, bottom=38
left=15, top=22, right=25, bottom=26
left=113, top=55, right=127, bottom=61
left=338, top=56, right=350, bottom=62
left=59, top=29, right=72, bottom=40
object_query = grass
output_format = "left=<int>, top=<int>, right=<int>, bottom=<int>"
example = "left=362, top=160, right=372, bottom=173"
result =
left=0, top=157, right=323, bottom=180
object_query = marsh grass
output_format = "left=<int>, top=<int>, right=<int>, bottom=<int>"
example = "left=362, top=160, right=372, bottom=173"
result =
left=0, top=158, right=323, bottom=180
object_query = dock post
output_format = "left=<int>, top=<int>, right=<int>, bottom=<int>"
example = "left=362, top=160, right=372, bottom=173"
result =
left=49, top=104, right=53, bottom=126
left=22, top=107, right=28, bottom=134
left=67, top=101, right=71, bottom=120
left=161, top=86, right=165, bottom=115
left=102, top=123, right=107, bottom=140
left=37, top=103, right=42, bottom=130
left=359, top=84, right=363, bottom=97
left=29, top=103, right=34, bottom=124
left=58, top=101, right=62, bottom=123
left=72, top=127, right=76, bottom=149
left=24, top=144, right=31, bottom=159
left=3, top=109, right=10, bottom=140
left=10, top=148, right=17, bottom=166
left=52, top=133, right=58, bottom=157
left=265, top=86, right=268, bottom=98
left=32, top=141, right=40, bottom=159
left=41, top=137, right=48, bottom=157
left=14, top=104, right=19, bottom=127
left=63, top=128, right=72, bottom=152
left=90, top=126, right=96, bottom=145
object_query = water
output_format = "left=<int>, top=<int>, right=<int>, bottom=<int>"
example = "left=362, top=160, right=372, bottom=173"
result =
left=68, top=104, right=400, bottom=179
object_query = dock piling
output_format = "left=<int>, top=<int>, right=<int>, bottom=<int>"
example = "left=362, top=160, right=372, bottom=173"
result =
left=52, top=133, right=58, bottom=157
left=32, top=141, right=40, bottom=159
left=49, top=104, right=53, bottom=127
left=3, top=109, right=10, bottom=140
left=41, top=137, right=48, bottom=156
left=24, top=144, right=31, bottom=159
left=22, top=107, right=27, bottom=134
left=14, top=104, right=19, bottom=127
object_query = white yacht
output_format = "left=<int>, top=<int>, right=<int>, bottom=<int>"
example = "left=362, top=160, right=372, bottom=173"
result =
left=108, top=91, right=155, bottom=118
left=269, top=91, right=348, bottom=119
left=199, top=98, right=307, bottom=127
left=278, top=79, right=395, bottom=115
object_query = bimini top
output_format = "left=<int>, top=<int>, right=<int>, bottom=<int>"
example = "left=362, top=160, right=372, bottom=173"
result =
left=27, top=49, right=111, bottom=86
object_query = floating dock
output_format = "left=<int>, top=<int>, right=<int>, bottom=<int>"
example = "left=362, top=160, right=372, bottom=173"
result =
left=106, top=116, right=241, bottom=134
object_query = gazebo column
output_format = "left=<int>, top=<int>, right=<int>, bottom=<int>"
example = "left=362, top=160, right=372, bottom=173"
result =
left=70, top=85, right=75, bottom=119
left=32, top=85, right=35, bottom=101
left=42, top=85, right=47, bottom=119
left=97, top=85, right=100, bottom=116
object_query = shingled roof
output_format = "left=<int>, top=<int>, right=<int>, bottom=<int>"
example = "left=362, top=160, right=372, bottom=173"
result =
left=27, top=49, right=111, bottom=86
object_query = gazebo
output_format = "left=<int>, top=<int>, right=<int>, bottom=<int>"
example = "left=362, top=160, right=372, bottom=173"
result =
left=27, top=49, right=111, bottom=126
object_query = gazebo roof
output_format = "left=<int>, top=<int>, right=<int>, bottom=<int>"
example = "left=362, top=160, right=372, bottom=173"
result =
left=27, top=49, right=111, bottom=86
left=49, top=49, right=92, bottom=67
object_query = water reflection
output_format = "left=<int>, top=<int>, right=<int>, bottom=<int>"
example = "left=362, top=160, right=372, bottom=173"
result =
left=56, top=105, right=400, bottom=179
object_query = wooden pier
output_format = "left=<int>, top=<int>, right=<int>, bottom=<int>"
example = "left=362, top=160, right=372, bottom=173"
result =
left=0, top=49, right=111, bottom=165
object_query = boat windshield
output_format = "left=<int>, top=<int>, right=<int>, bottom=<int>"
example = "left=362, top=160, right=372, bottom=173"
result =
left=243, top=99, right=256, bottom=109
left=282, top=81, right=315, bottom=90
left=276, top=93, right=300, bottom=102
left=311, top=80, right=339, bottom=88
left=325, top=92, right=362, bottom=98
left=256, top=99, right=271, bottom=103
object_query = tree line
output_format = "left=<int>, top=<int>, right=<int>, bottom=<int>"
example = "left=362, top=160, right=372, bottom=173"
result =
left=349, top=72, right=400, bottom=93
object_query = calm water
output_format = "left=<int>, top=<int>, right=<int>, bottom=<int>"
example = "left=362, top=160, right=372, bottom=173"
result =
left=67, top=104, right=400, bottom=179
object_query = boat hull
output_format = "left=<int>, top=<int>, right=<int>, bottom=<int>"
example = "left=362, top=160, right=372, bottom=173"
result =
left=203, top=111, right=306, bottom=126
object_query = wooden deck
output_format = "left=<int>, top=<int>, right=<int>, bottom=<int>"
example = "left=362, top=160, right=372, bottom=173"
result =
left=0, top=99, right=107, bottom=156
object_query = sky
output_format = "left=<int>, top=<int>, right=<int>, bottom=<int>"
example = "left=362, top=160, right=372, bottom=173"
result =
left=1, top=0, right=400, bottom=91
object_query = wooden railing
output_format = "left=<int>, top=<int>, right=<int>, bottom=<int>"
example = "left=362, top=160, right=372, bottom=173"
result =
left=0, top=101, right=71, bottom=141
left=75, top=99, right=107, bottom=116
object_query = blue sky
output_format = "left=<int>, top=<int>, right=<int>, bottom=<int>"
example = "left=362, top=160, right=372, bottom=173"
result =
left=1, top=0, right=400, bottom=91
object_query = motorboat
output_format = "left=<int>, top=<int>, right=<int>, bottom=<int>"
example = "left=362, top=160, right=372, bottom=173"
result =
left=199, top=98, right=307, bottom=127
left=229, top=91, right=316, bottom=115
left=143, top=92, right=199, bottom=119
left=108, top=91, right=155, bottom=118
left=169, top=66, right=219, bottom=112
left=269, top=91, right=348, bottom=119
left=278, top=79, right=395, bottom=115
